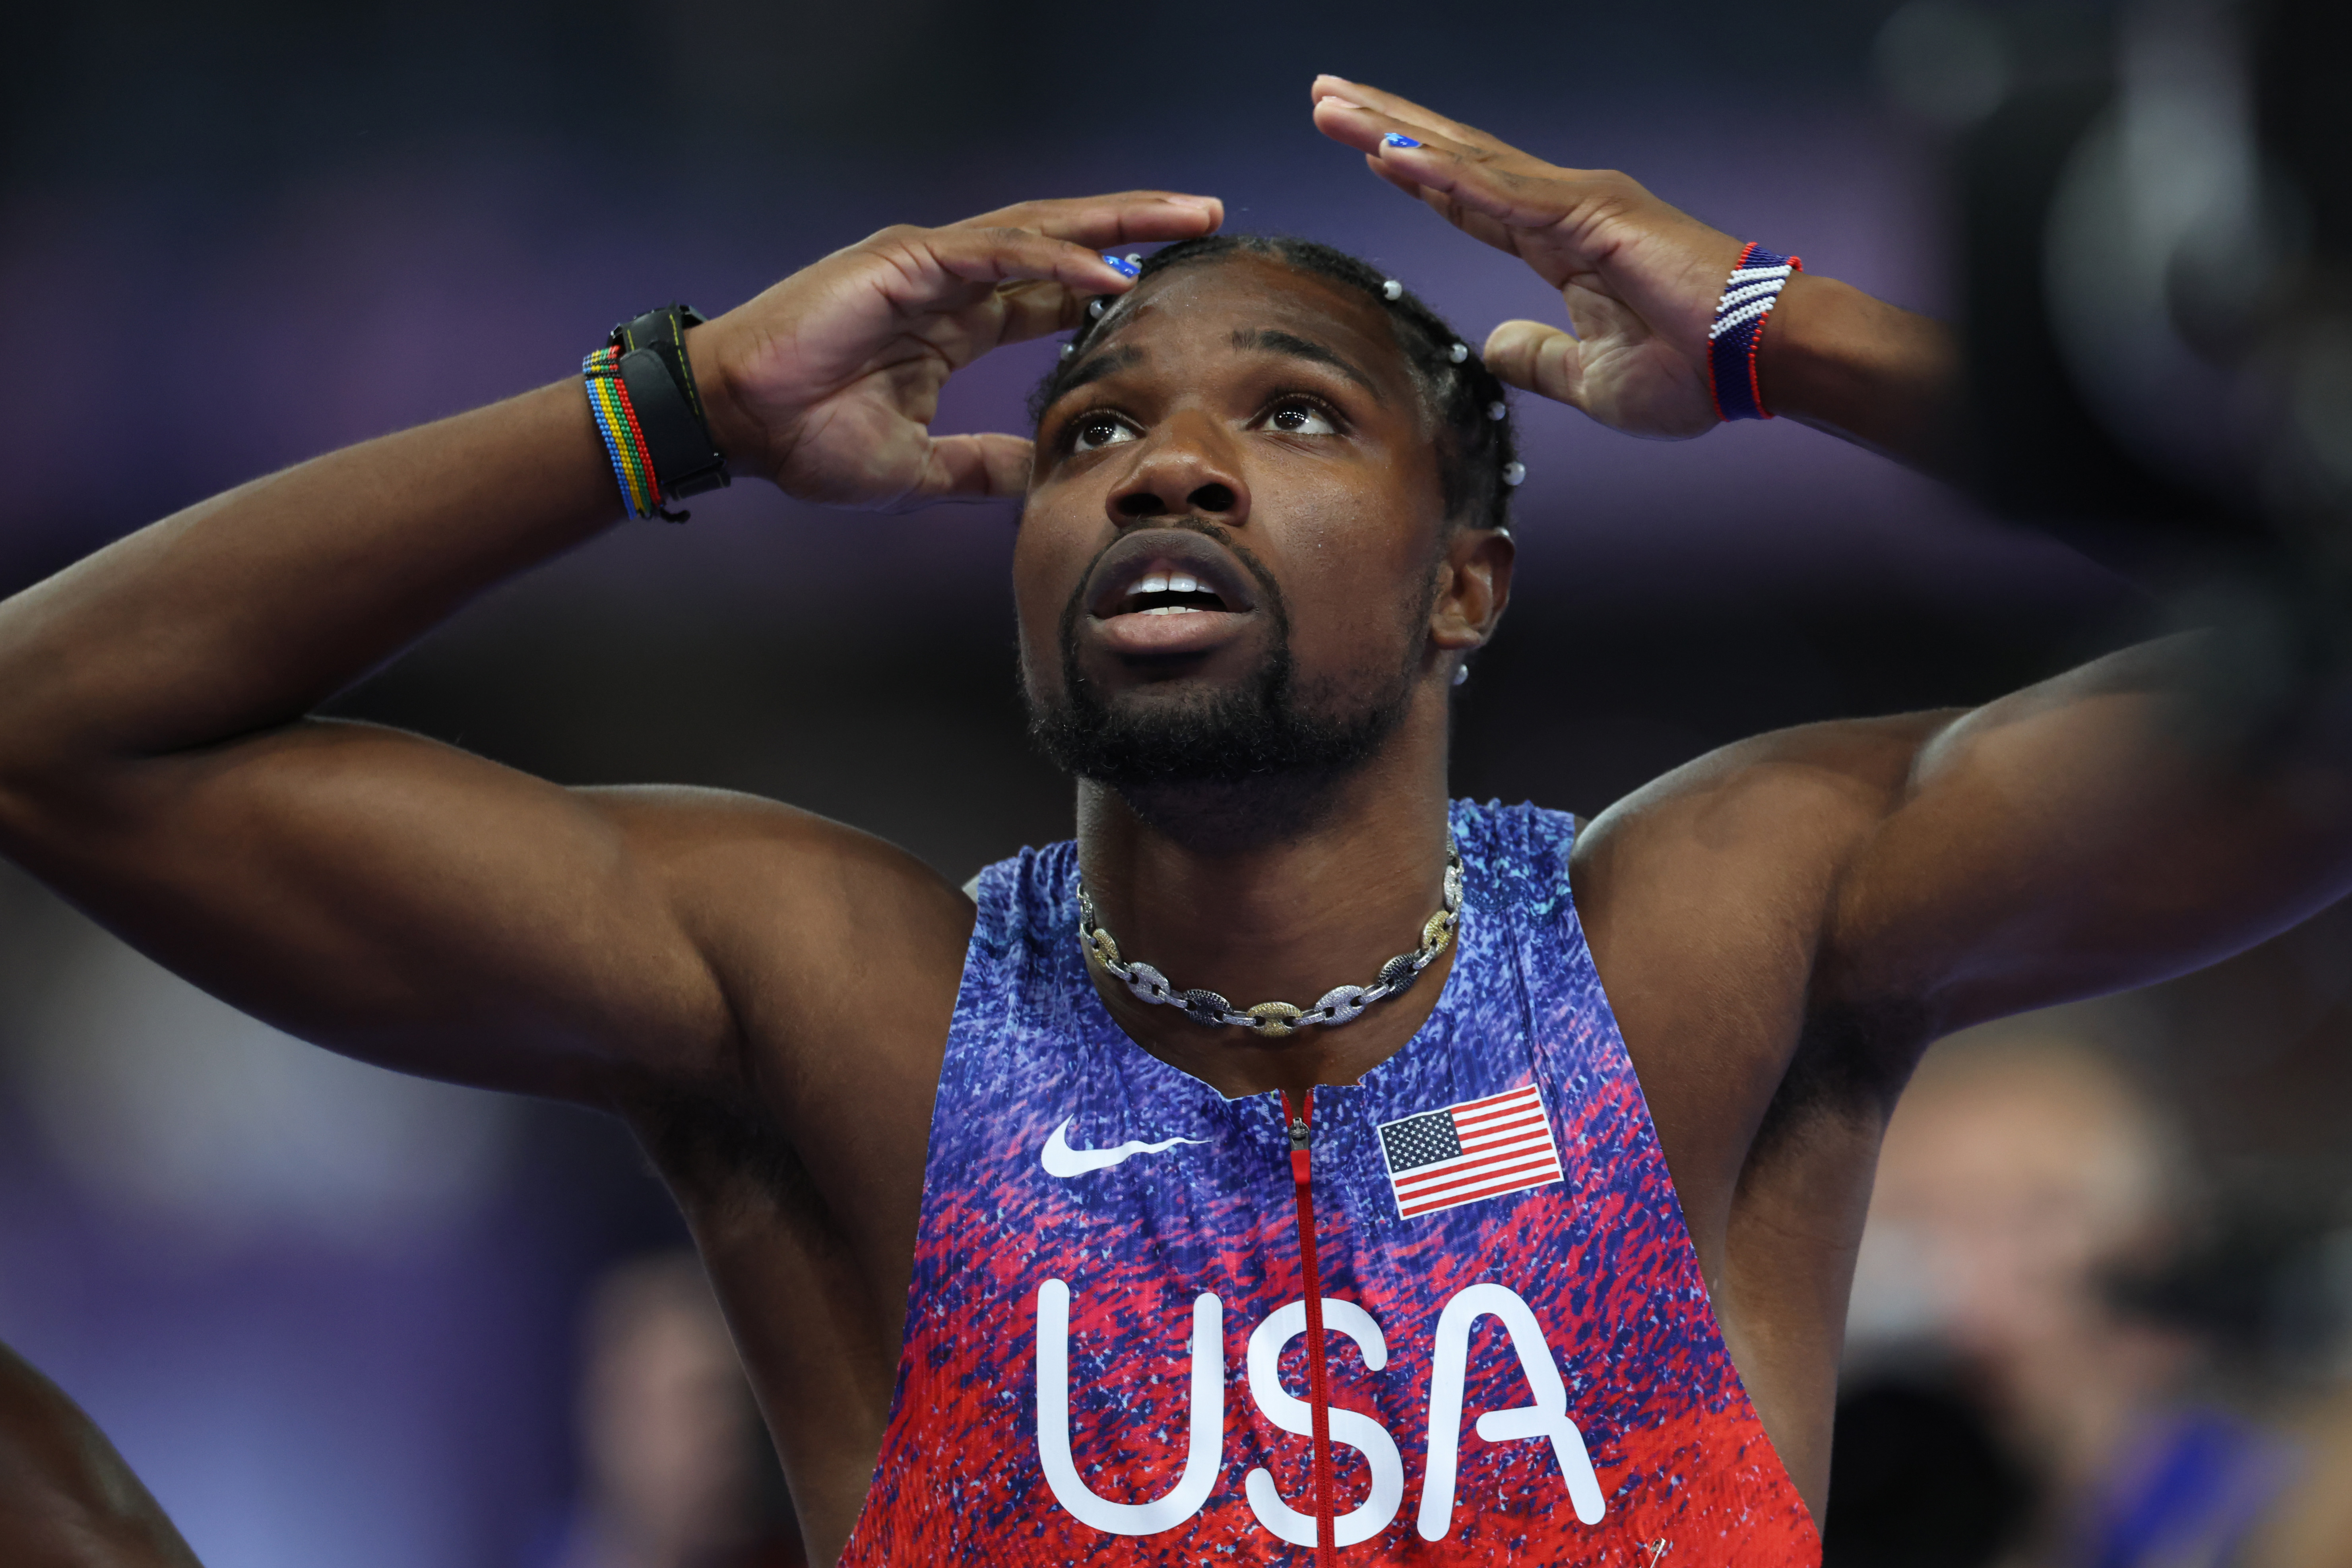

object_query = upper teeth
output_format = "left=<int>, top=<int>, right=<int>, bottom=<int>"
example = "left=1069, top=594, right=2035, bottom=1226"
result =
left=1132, top=572, right=1200, bottom=598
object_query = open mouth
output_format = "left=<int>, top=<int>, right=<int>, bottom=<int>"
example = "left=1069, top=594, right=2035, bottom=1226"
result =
left=1077, top=528, right=1262, bottom=659
left=1113, top=571, right=1231, bottom=617
left=1083, top=530, right=1259, bottom=623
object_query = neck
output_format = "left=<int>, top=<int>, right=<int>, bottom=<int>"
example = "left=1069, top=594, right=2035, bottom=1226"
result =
left=1073, top=698, right=1458, bottom=1100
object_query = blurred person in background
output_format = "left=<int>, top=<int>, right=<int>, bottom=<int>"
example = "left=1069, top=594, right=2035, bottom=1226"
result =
left=0, top=66, right=2348, bottom=1566
left=0, top=1338, right=201, bottom=1567
left=1843, top=1030, right=2302, bottom=1567
left=539, top=1252, right=800, bottom=1568
left=2247, top=1394, right=2352, bottom=1568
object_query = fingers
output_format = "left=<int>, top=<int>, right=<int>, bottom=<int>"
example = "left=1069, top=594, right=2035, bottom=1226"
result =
left=1362, top=153, right=1528, bottom=257
left=893, top=231, right=1134, bottom=365
left=1309, top=75, right=1497, bottom=151
left=1310, top=75, right=1644, bottom=277
left=990, top=278, right=1094, bottom=346
left=949, top=191, right=1224, bottom=248
left=870, top=193, right=1220, bottom=355
left=910, top=432, right=1036, bottom=506
left=908, top=193, right=1225, bottom=349
left=907, top=225, right=1147, bottom=298
left=1482, top=320, right=1589, bottom=412
left=1319, top=102, right=1585, bottom=238
left=1311, top=78, right=1528, bottom=178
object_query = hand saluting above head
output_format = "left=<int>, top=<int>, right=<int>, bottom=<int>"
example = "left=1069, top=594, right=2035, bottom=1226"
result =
left=689, top=192, right=1224, bottom=510
left=1310, top=75, right=1747, bottom=440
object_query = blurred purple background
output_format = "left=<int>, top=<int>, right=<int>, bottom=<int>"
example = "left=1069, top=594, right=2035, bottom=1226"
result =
left=4, top=1, right=2348, bottom=1563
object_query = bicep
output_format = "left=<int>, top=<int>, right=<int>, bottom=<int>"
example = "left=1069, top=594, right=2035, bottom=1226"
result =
left=1828, top=634, right=2352, bottom=1030
left=2, top=717, right=752, bottom=1098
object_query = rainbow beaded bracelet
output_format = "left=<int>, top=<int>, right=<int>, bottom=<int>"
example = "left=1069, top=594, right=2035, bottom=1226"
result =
left=582, top=345, right=664, bottom=519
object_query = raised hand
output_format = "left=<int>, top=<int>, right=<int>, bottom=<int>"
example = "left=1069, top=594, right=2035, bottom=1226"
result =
left=689, top=192, right=1223, bottom=509
left=1310, top=77, right=1744, bottom=440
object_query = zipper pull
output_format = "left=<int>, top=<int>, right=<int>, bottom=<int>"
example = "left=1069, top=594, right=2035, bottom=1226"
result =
left=1284, top=1089, right=1313, bottom=1183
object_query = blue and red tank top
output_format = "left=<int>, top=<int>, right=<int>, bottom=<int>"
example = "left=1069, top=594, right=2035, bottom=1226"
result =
left=838, top=800, right=1819, bottom=1564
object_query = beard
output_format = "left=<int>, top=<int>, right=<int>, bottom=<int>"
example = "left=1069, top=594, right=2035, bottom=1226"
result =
left=1026, top=558, right=1427, bottom=847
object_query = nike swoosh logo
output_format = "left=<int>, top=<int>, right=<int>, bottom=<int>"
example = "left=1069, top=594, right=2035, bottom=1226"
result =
left=1040, top=1117, right=1211, bottom=1178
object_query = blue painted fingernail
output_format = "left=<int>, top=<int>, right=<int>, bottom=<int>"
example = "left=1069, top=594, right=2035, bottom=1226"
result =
left=1101, top=253, right=1141, bottom=279
left=1383, top=132, right=1422, bottom=149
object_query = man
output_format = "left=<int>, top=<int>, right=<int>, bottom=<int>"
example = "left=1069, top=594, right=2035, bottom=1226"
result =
left=544, top=1252, right=802, bottom=1568
left=0, top=76, right=2344, bottom=1564
left=1852, top=1031, right=2301, bottom=1564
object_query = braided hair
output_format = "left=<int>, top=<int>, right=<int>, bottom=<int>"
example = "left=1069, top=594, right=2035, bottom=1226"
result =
left=1029, top=235, right=1520, bottom=534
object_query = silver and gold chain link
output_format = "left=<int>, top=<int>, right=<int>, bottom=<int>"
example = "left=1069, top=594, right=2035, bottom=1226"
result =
left=1076, top=836, right=1464, bottom=1039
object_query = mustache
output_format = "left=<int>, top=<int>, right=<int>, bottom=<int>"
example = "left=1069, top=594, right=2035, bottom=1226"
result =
left=1055, top=517, right=1292, bottom=661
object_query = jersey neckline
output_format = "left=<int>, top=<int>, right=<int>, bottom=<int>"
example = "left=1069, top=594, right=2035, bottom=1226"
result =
left=1061, top=802, right=1489, bottom=1110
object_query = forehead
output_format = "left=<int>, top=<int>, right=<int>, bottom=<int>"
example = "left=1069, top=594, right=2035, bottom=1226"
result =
left=1062, top=255, right=1416, bottom=398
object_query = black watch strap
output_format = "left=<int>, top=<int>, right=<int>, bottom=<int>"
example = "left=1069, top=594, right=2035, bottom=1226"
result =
left=609, top=305, right=731, bottom=507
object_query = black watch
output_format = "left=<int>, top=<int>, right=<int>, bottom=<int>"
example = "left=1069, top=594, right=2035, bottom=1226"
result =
left=608, top=304, right=731, bottom=512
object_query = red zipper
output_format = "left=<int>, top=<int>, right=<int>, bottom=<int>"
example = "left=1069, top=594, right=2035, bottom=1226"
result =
left=1283, top=1088, right=1338, bottom=1567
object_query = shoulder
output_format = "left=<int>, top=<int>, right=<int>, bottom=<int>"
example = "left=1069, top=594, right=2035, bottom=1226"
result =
left=580, top=783, right=969, bottom=926
left=578, top=783, right=977, bottom=1064
left=1555, top=714, right=1968, bottom=1208
left=1574, top=711, right=1956, bottom=879
left=1565, top=711, right=1960, bottom=968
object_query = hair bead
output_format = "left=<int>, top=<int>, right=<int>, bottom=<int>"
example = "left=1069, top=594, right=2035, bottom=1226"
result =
left=1487, top=401, right=1507, bottom=421
left=1448, top=342, right=1469, bottom=364
left=1501, top=461, right=1526, bottom=487
left=1381, top=279, right=1404, bottom=301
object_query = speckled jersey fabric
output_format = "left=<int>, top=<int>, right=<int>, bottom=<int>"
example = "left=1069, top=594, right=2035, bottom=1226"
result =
left=837, top=800, right=1820, bottom=1564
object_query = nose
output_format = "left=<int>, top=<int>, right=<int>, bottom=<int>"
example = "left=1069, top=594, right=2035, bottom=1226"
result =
left=1107, top=414, right=1251, bottom=528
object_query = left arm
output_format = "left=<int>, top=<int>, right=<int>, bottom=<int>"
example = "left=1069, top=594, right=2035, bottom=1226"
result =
left=1308, top=73, right=1959, bottom=469
left=1820, top=630, right=2352, bottom=1031
left=1308, top=74, right=2352, bottom=1022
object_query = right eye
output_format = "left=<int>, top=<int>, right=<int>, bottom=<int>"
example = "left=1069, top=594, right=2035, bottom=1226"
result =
left=1071, top=414, right=1138, bottom=454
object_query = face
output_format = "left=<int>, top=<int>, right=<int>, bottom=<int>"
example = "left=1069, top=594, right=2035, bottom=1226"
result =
left=1016, top=256, right=1503, bottom=804
left=1861, top=1051, right=2169, bottom=1368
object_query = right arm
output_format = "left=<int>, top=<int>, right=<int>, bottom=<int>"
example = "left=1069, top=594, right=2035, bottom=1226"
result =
left=0, top=193, right=1220, bottom=1101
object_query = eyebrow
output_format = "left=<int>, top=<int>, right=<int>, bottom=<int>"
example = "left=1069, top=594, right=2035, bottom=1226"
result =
left=1055, top=327, right=1386, bottom=411
left=1229, top=328, right=1381, bottom=399
left=1055, top=344, right=1142, bottom=399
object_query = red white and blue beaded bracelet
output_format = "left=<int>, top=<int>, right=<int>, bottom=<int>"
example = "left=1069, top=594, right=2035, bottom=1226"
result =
left=1707, top=242, right=1804, bottom=422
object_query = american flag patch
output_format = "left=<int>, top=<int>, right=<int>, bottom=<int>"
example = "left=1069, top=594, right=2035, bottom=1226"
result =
left=1376, top=1083, right=1564, bottom=1220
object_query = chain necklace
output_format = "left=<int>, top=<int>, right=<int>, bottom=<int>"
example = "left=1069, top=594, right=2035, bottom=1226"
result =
left=1076, top=836, right=1464, bottom=1039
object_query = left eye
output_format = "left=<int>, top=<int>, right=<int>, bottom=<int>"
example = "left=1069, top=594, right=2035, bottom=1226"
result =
left=1266, top=402, right=1338, bottom=436
left=1072, top=415, right=1136, bottom=453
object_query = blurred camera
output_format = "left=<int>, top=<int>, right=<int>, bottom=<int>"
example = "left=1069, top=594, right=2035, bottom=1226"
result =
left=1898, top=0, right=2351, bottom=580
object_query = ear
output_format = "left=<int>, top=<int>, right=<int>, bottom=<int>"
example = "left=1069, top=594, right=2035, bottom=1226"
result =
left=1428, top=527, right=1515, bottom=658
